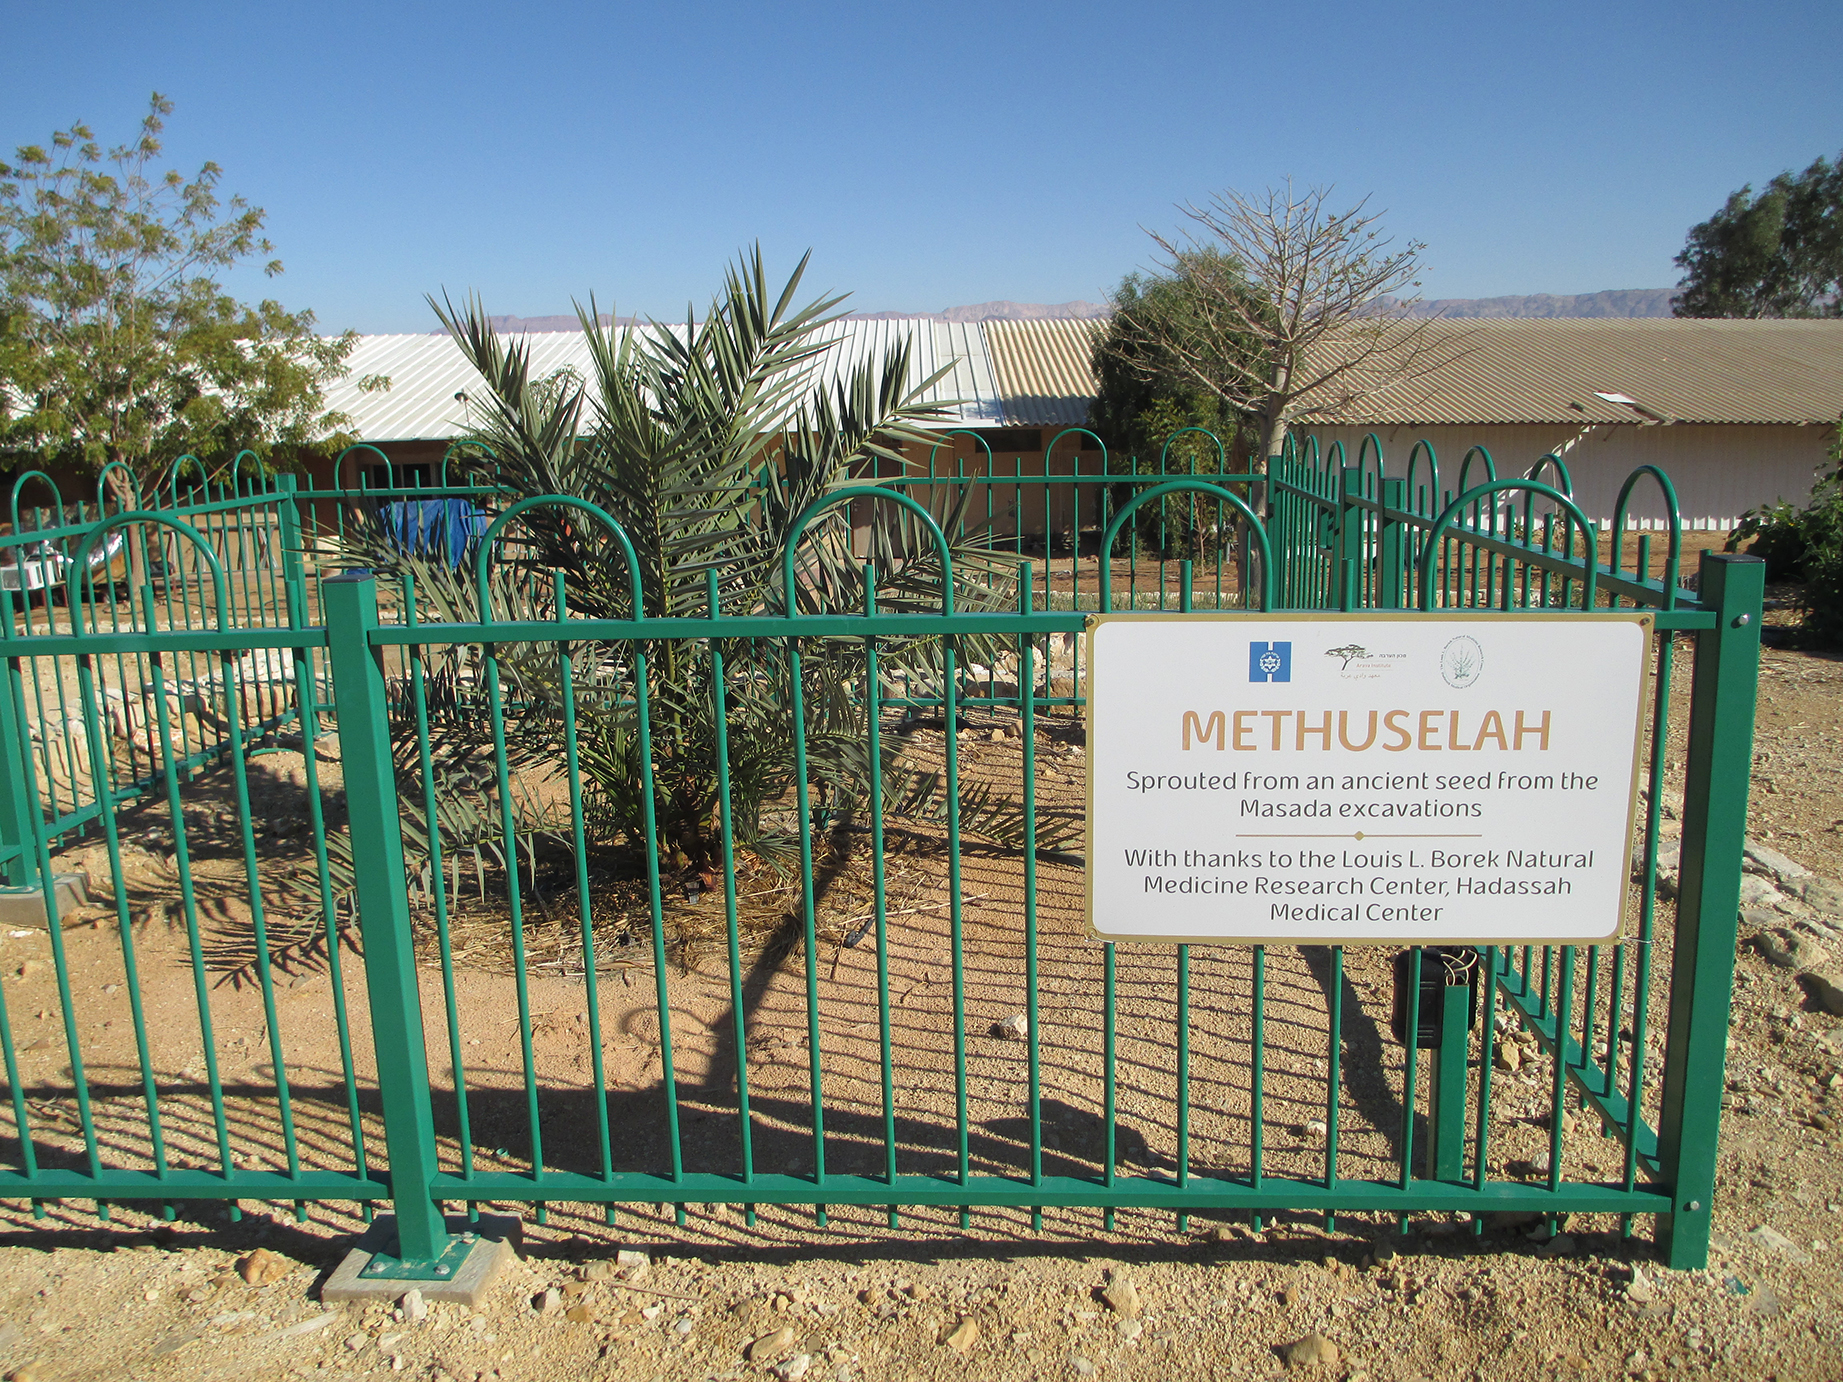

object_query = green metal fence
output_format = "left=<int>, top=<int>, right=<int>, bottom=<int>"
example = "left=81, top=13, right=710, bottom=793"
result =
left=0, top=431, right=1759, bottom=1273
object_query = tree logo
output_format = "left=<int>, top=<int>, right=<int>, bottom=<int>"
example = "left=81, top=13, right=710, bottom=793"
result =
left=1440, top=636, right=1484, bottom=689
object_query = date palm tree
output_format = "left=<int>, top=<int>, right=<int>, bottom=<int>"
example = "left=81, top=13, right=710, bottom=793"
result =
left=334, top=249, right=1069, bottom=904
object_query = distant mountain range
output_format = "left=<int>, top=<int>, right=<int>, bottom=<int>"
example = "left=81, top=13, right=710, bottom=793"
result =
left=1400, top=289, right=1675, bottom=319
left=452, top=290, right=1674, bottom=334
left=845, top=300, right=1112, bottom=323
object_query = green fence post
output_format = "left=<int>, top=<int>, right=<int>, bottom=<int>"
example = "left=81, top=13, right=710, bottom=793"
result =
left=323, top=573, right=451, bottom=1270
left=275, top=474, right=307, bottom=604
left=1657, top=552, right=1763, bottom=1270
left=1423, top=973, right=1470, bottom=1181
left=1377, top=477, right=1406, bottom=610
left=0, top=643, right=39, bottom=889
left=1336, top=467, right=1363, bottom=611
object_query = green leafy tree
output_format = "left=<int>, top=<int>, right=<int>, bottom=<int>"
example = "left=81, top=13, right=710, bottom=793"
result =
left=1089, top=255, right=1256, bottom=554
left=1674, top=152, right=1843, bottom=318
left=1728, top=419, right=1843, bottom=643
left=0, top=93, right=354, bottom=505
left=1090, top=254, right=1254, bottom=460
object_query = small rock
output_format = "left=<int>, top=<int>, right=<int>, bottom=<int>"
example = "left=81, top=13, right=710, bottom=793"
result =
left=615, top=1249, right=648, bottom=1267
left=236, top=1247, right=292, bottom=1286
left=1746, top=840, right=1812, bottom=886
left=1072, top=1359, right=1095, bottom=1377
left=1539, top=1234, right=1577, bottom=1257
left=345, top=1332, right=368, bottom=1352
left=535, top=1287, right=562, bottom=1315
left=378, top=1332, right=403, bottom=1354
left=399, top=1288, right=427, bottom=1322
left=1755, top=929, right=1827, bottom=972
left=992, top=1013, right=1029, bottom=1041
left=1496, top=1043, right=1523, bottom=1073
left=1280, top=1332, right=1340, bottom=1369
left=1625, top=1268, right=1656, bottom=1303
left=748, top=1325, right=798, bottom=1363
left=581, top=1261, right=615, bottom=1281
left=266, top=1313, right=340, bottom=1341
left=1799, top=876, right=1843, bottom=915
left=943, top=1317, right=979, bottom=1353
left=1806, top=972, right=1843, bottom=1016
left=774, top=1355, right=811, bottom=1381
left=566, top=1304, right=593, bottom=1324
left=1748, top=1225, right=1811, bottom=1263
left=1751, top=1282, right=1783, bottom=1318
left=1740, top=875, right=1782, bottom=910
left=1303, top=1119, right=1327, bottom=1141
left=1100, top=1273, right=1140, bottom=1319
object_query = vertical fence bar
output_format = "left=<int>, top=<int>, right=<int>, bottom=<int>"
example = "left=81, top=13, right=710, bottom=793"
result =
left=786, top=635, right=824, bottom=1209
left=1424, top=959, right=1470, bottom=1182
left=706, top=572, right=755, bottom=1198
left=1336, top=468, right=1362, bottom=612
left=322, top=574, right=450, bottom=1268
left=861, top=571, right=897, bottom=1223
left=1019, top=565, right=1042, bottom=1230
left=0, top=599, right=39, bottom=890
left=1377, top=478, right=1406, bottom=609
left=1657, top=553, right=1763, bottom=1269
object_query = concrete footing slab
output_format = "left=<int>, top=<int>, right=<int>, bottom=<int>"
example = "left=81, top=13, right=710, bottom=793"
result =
left=321, top=1214, right=521, bottom=1308
left=0, top=875, right=90, bottom=928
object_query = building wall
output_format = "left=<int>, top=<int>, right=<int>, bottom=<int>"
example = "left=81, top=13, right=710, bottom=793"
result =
left=854, top=428, right=1112, bottom=549
left=1298, top=423, right=1831, bottom=530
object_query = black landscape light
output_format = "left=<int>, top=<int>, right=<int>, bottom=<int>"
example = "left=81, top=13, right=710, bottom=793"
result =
left=1390, top=945, right=1480, bottom=1049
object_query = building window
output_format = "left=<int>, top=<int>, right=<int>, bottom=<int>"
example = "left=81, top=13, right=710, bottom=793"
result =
left=370, top=463, right=434, bottom=489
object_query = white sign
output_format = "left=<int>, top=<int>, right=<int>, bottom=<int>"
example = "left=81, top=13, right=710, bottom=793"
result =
left=1085, top=614, right=1652, bottom=945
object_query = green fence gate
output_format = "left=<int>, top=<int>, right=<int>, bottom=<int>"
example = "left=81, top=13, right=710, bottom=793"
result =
left=0, top=432, right=1759, bottom=1274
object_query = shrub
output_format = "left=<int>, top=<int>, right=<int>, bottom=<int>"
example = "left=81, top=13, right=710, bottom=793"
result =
left=1729, top=419, right=1843, bottom=642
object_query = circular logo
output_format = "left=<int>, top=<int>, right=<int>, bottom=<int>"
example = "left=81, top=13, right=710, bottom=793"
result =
left=1440, top=636, right=1484, bottom=688
left=1258, top=650, right=1282, bottom=676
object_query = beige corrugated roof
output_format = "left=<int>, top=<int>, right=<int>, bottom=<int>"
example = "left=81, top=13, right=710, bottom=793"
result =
left=965, top=317, right=1843, bottom=430
left=1319, top=318, right=1843, bottom=426
left=982, top=318, right=1105, bottom=426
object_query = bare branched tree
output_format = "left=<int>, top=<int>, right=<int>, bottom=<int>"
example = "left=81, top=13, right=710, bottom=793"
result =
left=1115, top=182, right=1467, bottom=463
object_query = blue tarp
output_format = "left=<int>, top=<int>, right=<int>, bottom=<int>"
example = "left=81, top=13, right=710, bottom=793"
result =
left=377, top=499, right=493, bottom=569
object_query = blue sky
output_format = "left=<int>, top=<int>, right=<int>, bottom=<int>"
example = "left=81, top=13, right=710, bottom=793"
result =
left=5, top=1, right=1837, bottom=334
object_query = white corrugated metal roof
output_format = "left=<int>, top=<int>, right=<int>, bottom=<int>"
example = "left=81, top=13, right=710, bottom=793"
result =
left=323, top=318, right=1004, bottom=442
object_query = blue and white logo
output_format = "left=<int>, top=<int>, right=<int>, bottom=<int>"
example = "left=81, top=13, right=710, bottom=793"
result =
left=1249, top=641, right=1292, bottom=682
